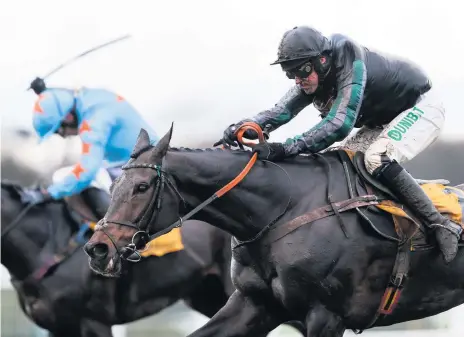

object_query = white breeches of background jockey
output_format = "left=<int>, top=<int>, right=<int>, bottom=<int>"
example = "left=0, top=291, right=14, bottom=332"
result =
left=339, top=91, right=445, bottom=175
left=52, top=167, right=114, bottom=194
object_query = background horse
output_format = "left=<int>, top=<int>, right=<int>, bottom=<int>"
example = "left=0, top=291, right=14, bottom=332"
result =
left=85, top=126, right=464, bottom=337
left=1, top=180, right=236, bottom=337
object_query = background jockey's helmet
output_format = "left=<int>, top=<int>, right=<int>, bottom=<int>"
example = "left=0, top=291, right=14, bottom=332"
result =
left=32, top=88, right=76, bottom=142
left=270, top=26, right=332, bottom=72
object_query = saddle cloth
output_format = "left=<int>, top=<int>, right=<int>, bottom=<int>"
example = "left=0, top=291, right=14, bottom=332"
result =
left=377, top=184, right=464, bottom=229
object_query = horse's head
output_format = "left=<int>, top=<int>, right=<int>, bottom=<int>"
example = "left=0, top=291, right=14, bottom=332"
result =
left=84, top=125, right=182, bottom=277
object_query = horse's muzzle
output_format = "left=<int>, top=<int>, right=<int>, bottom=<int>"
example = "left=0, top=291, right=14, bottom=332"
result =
left=84, top=241, right=109, bottom=261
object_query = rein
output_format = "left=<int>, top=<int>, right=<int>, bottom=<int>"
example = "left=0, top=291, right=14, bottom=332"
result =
left=95, top=122, right=265, bottom=262
left=1, top=203, right=36, bottom=238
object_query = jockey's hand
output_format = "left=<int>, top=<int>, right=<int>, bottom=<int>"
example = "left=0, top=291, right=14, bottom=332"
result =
left=22, top=188, right=53, bottom=205
left=214, top=124, right=239, bottom=147
left=253, top=142, right=286, bottom=161
left=213, top=123, right=270, bottom=148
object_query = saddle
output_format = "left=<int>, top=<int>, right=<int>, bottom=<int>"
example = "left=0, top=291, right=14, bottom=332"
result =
left=340, top=150, right=464, bottom=331
left=252, top=149, right=463, bottom=332
left=348, top=150, right=464, bottom=239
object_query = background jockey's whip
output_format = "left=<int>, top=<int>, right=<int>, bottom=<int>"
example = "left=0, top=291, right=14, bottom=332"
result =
left=27, top=34, right=132, bottom=95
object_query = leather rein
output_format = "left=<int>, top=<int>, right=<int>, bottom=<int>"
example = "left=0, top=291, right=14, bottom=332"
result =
left=94, top=122, right=264, bottom=262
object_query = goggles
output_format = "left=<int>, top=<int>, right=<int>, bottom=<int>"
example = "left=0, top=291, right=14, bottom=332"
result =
left=285, top=61, right=314, bottom=79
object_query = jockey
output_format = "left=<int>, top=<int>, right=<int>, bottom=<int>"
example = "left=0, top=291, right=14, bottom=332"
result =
left=215, top=26, right=462, bottom=263
left=29, top=86, right=159, bottom=221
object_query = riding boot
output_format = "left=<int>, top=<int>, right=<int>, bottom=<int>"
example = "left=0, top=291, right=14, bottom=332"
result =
left=375, top=160, right=462, bottom=263
left=81, top=187, right=111, bottom=220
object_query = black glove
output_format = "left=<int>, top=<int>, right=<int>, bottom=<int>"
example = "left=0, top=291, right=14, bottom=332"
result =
left=253, top=142, right=286, bottom=161
left=214, top=124, right=239, bottom=147
left=213, top=123, right=270, bottom=147
left=21, top=188, right=53, bottom=205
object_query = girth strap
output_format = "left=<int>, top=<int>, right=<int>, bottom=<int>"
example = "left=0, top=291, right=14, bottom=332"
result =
left=262, top=195, right=380, bottom=244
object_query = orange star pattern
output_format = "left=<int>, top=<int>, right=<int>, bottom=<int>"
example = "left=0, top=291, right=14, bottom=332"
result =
left=79, top=121, right=91, bottom=134
left=72, top=164, right=85, bottom=179
left=33, top=94, right=45, bottom=114
left=82, top=142, right=91, bottom=154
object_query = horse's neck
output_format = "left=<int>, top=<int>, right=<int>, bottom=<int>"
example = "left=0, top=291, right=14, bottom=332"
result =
left=2, top=201, right=73, bottom=280
left=167, top=150, right=293, bottom=240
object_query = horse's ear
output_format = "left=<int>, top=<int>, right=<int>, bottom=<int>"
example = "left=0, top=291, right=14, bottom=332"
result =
left=131, top=128, right=151, bottom=157
left=150, top=122, right=174, bottom=161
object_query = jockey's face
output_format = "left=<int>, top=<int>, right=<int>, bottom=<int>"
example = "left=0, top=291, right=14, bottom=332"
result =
left=56, top=125, right=78, bottom=137
left=55, top=112, right=78, bottom=137
left=295, top=70, right=319, bottom=94
left=285, top=60, right=319, bottom=94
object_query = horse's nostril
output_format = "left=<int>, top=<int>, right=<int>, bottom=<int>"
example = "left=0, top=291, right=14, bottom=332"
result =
left=84, top=242, right=109, bottom=260
left=92, top=243, right=109, bottom=259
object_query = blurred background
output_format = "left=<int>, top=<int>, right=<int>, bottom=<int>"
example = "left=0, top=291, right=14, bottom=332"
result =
left=1, top=0, right=463, bottom=335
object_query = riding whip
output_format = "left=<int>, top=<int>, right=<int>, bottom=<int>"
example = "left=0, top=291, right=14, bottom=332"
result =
left=27, top=34, right=132, bottom=95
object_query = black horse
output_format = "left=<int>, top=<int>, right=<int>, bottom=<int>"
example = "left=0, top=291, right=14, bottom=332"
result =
left=1, top=180, right=240, bottom=337
left=85, top=125, right=464, bottom=337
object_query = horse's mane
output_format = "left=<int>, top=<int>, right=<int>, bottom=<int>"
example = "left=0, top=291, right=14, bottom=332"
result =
left=169, top=146, right=252, bottom=154
left=131, top=144, right=341, bottom=161
left=130, top=144, right=253, bottom=160
left=168, top=146, right=340, bottom=158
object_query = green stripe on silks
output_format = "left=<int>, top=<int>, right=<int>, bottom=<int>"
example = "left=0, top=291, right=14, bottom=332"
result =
left=265, top=108, right=295, bottom=131
left=337, top=59, right=366, bottom=135
left=284, top=94, right=343, bottom=151
left=286, top=59, right=366, bottom=153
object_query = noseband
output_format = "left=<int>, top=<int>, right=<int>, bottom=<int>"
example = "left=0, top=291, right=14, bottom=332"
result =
left=94, top=122, right=265, bottom=262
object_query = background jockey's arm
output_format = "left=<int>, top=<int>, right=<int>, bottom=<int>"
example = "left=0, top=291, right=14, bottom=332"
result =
left=47, top=116, right=112, bottom=199
left=282, top=38, right=367, bottom=156
left=240, top=85, right=314, bottom=133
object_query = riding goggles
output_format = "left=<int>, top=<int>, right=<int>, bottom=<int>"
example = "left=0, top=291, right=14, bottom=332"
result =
left=285, top=61, right=314, bottom=79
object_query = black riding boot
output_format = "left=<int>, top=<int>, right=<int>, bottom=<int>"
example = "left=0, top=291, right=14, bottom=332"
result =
left=81, top=187, right=111, bottom=220
left=375, top=160, right=462, bottom=263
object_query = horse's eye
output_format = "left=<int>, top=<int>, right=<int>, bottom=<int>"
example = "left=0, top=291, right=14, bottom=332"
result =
left=136, top=183, right=149, bottom=193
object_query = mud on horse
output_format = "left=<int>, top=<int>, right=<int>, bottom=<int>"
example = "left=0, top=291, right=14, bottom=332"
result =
left=85, top=122, right=464, bottom=337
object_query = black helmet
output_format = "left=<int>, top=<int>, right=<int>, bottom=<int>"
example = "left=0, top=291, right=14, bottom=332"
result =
left=271, top=26, right=332, bottom=71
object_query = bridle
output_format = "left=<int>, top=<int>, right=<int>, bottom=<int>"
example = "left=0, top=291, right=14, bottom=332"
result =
left=94, top=122, right=265, bottom=262
left=95, top=157, right=187, bottom=262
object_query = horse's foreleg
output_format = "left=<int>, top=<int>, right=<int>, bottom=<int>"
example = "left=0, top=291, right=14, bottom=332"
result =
left=187, top=290, right=283, bottom=337
left=305, top=303, right=345, bottom=337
